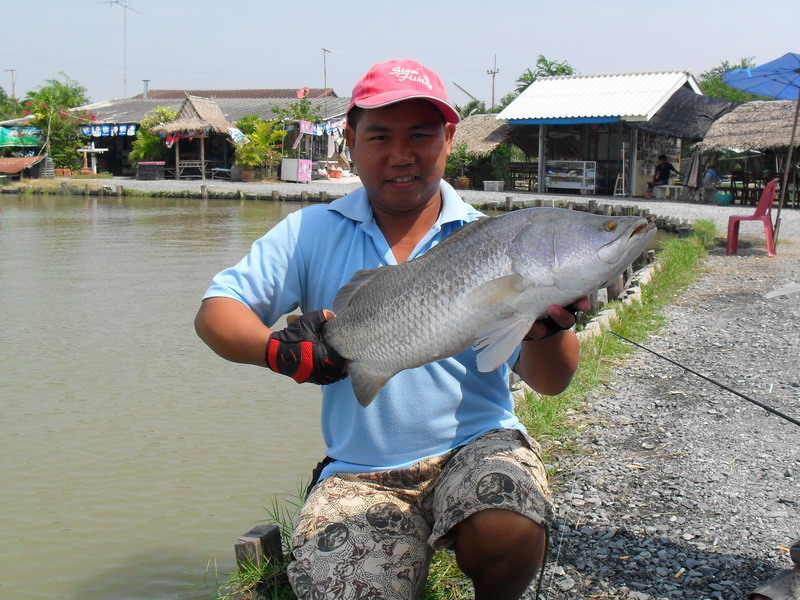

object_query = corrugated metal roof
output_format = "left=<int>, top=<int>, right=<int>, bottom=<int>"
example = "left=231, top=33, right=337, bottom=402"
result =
left=497, top=71, right=702, bottom=124
left=0, top=155, right=46, bottom=175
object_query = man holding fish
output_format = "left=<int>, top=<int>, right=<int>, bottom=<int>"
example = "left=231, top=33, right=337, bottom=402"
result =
left=195, top=59, right=645, bottom=599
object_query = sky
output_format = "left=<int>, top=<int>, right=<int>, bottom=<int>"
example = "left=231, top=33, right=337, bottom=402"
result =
left=3, top=0, right=799, bottom=109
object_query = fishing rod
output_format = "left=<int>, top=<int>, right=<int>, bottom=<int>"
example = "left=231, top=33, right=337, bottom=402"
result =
left=609, top=331, right=800, bottom=428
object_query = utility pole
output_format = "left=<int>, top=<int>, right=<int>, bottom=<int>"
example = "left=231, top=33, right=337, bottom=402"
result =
left=322, top=48, right=331, bottom=119
left=99, top=0, right=142, bottom=97
left=487, top=55, right=499, bottom=109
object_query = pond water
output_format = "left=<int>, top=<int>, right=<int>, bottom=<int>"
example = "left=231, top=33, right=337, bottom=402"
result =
left=0, top=195, right=324, bottom=599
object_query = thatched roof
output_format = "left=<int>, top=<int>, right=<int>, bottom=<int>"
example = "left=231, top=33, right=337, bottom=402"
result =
left=150, top=96, right=235, bottom=135
left=697, top=100, right=799, bottom=151
left=453, top=114, right=514, bottom=157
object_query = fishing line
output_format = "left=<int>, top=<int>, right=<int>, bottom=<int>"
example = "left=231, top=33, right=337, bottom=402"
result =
left=609, top=331, right=800, bottom=428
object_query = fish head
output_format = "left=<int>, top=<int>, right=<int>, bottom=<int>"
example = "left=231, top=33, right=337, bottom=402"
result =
left=512, top=208, right=656, bottom=292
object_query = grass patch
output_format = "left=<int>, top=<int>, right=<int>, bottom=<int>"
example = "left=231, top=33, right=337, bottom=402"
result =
left=213, top=220, right=717, bottom=600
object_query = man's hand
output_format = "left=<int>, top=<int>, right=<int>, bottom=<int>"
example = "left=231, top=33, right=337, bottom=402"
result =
left=524, top=296, right=591, bottom=342
left=265, top=310, right=347, bottom=385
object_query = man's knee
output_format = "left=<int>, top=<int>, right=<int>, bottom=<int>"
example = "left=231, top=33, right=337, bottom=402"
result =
left=453, top=508, right=546, bottom=573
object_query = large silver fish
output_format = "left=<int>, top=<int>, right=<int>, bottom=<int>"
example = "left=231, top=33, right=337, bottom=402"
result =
left=322, top=207, right=656, bottom=407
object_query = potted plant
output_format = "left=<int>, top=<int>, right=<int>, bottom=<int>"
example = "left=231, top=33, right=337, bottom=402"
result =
left=233, top=116, right=286, bottom=182
left=233, top=140, right=263, bottom=182
left=446, top=142, right=473, bottom=189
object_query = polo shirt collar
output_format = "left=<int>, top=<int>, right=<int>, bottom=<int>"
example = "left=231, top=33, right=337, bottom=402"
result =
left=327, top=180, right=471, bottom=227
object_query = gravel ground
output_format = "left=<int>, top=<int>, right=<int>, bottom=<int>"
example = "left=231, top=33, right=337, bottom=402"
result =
left=101, top=178, right=800, bottom=598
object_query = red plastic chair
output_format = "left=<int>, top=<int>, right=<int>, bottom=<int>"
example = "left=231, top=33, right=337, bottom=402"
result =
left=726, top=178, right=779, bottom=256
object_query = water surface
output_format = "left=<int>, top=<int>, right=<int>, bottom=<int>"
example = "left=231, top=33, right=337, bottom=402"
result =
left=1, top=195, right=325, bottom=599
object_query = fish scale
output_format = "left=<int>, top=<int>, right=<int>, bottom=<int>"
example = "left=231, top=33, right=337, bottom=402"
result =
left=322, top=207, right=656, bottom=407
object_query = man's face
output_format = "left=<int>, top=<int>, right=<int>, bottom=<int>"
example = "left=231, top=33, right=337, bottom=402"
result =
left=345, top=100, right=455, bottom=217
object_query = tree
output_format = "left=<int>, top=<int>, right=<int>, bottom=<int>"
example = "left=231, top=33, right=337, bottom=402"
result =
left=455, top=99, right=488, bottom=118
left=497, top=55, right=577, bottom=110
left=698, top=58, right=770, bottom=101
left=22, top=73, right=92, bottom=168
left=515, top=55, right=575, bottom=94
left=0, top=87, right=22, bottom=120
left=272, top=87, right=322, bottom=124
left=128, top=106, right=178, bottom=167
left=24, top=72, right=88, bottom=109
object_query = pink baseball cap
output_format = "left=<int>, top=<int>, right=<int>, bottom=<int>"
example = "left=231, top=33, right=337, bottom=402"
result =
left=347, top=59, right=460, bottom=124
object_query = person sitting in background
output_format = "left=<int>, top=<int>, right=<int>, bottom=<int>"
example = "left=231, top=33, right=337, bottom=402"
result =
left=646, top=155, right=682, bottom=198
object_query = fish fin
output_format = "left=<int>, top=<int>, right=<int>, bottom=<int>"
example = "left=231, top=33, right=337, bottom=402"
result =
left=470, top=274, right=527, bottom=310
left=332, top=267, right=392, bottom=315
left=473, top=315, right=535, bottom=373
left=348, top=362, right=391, bottom=407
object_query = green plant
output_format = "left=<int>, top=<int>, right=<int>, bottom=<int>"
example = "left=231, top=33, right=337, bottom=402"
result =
left=25, top=103, right=94, bottom=169
left=445, top=142, right=473, bottom=179
left=272, top=88, right=322, bottom=124
left=22, top=73, right=91, bottom=169
left=233, top=116, right=286, bottom=174
left=272, top=88, right=322, bottom=159
left=206, top=488, right=305, bottom=600
left=128, top=106, right=178, bottom=168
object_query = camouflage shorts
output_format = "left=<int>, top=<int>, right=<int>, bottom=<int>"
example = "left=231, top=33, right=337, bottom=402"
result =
left=287, top=428, right=553, bottom=600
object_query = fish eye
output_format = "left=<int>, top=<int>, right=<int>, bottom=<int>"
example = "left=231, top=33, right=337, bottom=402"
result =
left=605, top=221, right=618, bottom=232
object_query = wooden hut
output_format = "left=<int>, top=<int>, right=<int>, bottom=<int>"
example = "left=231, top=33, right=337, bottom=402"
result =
left=150, top=95, right=236, bottom=180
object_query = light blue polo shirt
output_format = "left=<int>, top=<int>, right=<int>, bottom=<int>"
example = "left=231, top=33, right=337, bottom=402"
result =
left=204, top=181, right=525, bottom=479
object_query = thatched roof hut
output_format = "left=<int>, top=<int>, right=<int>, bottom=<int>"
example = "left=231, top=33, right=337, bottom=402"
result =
left=452, top=114, right=514, bottom=156
left=150, top=95, right=235, bottom=135
left=697, top=100, right=798, bottom=151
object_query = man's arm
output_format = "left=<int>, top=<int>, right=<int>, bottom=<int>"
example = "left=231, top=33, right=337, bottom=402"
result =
left=195, top=297, right=274, bottom=367
left=195, top=298, right=346, bottom=384
left=514, top=298, right=590, bottom=395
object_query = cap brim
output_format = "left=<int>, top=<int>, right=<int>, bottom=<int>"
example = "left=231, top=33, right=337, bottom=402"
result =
left=354, top=90, right=460, bottom=124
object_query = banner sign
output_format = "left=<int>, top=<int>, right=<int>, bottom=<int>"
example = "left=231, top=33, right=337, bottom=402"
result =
left=0, top=126, right=43, bottom=147
left=80, top=124, right=138, bottom=137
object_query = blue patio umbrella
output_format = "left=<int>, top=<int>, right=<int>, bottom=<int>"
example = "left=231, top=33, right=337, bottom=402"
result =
left=723, top=52, right=800, bottom=247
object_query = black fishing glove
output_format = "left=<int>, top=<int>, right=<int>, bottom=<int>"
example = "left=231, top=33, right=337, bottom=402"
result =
left=265, top=311, right=347, bottom=385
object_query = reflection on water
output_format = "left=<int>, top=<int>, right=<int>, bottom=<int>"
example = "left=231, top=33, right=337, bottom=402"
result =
left=0, top=195, right=325, bottom=599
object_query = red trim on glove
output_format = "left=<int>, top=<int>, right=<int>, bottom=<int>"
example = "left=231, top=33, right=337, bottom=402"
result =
left=292, top=341, right=314, bottom=383
left=266, top=339, right=280, bottom=373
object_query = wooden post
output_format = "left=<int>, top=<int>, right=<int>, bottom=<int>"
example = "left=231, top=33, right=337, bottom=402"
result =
left=235, top=524, right=283, bottom=571
left=319, top=191, right=327, bottom=202
left=174, top=143, right=180, bottom=180
left=606, top=274, right=625, bottom=302
left=200, top=136, right=206, bottom=181
left=271, top=190, right=280, bottom=201
left=201, top=185, right=208, bottom=199
left=505, top=196, right=514, bottom=211
left=116, top=185, right=124, bottom=197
